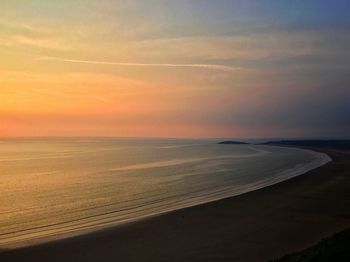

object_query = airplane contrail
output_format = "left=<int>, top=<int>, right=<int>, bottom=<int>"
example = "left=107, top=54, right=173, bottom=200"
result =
left=37, top=56, right=240, bottom=72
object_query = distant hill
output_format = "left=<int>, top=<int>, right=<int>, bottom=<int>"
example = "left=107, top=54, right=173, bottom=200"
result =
left=218, top=141, right=249, bottom=145
left=261, top=140, right=350, bottom=149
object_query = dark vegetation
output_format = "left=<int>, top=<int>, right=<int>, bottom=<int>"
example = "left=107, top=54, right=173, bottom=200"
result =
left=273, top=228, right=350, bottom=262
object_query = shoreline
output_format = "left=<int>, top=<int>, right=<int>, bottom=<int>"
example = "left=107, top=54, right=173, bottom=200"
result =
left=0, top=146, right=330, bottom=250
left=1, top=146, right=349, bottom=261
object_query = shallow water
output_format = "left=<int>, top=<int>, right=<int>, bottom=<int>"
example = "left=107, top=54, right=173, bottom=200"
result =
left=0, top=138, right=330, bottom=248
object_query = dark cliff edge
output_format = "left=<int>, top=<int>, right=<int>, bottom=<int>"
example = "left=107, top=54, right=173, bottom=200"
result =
left=272, top=228, right=350, bottom=262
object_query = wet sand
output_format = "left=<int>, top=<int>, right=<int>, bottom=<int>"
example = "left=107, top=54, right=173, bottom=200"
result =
left=1, top=147, right=349, bottom=261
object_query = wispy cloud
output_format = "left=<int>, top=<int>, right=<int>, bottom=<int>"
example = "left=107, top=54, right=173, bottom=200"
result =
left=10, top=35, right=72, bottom=51
left=37, top=56, right=241, bottom=72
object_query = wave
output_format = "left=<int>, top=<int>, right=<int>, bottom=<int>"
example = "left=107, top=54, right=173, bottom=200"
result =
left=108, top=147, right=270, bottom=172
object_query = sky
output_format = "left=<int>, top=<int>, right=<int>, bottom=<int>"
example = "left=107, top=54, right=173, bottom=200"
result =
left=0, top=0, right=350, bottom=138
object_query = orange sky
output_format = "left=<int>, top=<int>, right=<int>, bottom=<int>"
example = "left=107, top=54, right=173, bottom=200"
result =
left=1, top=1, right=349, bottom=138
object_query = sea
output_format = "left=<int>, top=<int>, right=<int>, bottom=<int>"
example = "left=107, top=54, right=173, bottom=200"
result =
left=0, top=138, right=331, bottom=248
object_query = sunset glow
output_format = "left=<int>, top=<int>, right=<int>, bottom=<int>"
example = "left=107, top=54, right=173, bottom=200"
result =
left=1, top=1, right=349, bottom=138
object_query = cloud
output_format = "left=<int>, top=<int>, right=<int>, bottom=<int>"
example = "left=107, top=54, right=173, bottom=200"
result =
left=0, top=18, right=76, bottom=51
left=124, top=29, right=350, bottom=65
left=36, top=56, right=241, bottom=72
left=9, top=35, right=72, bottom=51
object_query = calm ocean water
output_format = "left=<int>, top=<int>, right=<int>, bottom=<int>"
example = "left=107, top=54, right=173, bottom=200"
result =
left=0, top=138, right=331, bottom=248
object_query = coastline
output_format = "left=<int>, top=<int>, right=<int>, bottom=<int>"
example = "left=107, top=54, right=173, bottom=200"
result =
left=0, top=146, right=330, bottom=249
left=1, top=146, right=349, bottom=261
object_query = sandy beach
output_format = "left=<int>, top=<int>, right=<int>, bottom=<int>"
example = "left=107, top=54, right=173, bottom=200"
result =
left=1, top=146, right=349, bottom=261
